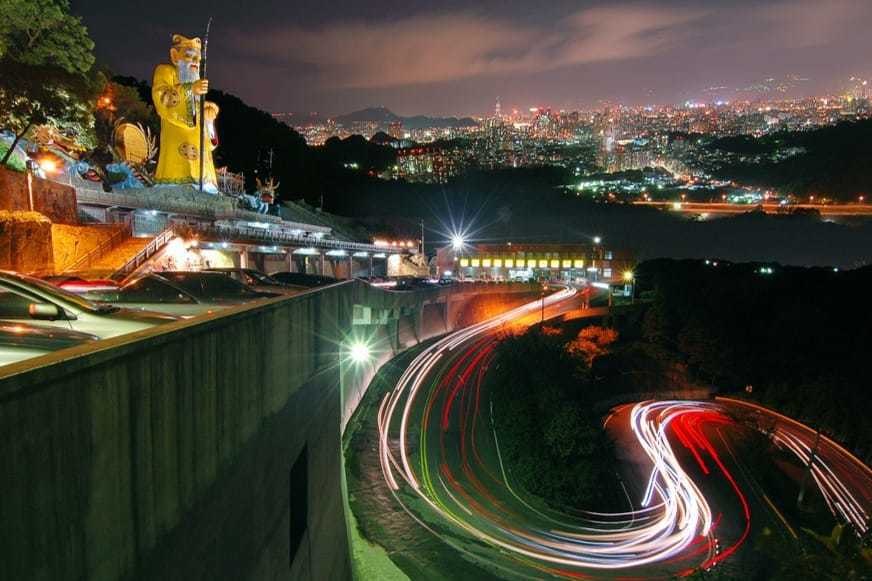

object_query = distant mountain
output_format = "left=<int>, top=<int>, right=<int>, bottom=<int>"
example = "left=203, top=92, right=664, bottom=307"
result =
left=333, top=107, right=478, bottom=130
left=335, top=107, right=400, bottom=125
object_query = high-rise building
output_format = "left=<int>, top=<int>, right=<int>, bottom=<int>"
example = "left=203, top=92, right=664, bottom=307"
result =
left=388, top=121, right=403, bottom=140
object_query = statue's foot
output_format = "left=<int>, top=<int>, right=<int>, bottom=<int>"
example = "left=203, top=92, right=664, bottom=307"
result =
left=192, top=183, right=220, bottom=195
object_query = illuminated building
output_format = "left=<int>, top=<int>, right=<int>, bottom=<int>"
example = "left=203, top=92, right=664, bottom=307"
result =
left=437, top=242, right=634, bottom=283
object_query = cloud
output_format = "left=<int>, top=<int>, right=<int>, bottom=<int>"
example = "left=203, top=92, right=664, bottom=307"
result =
left=758, top=0, right=872, bottom=49
left=229, top=4, right=708, bottom=89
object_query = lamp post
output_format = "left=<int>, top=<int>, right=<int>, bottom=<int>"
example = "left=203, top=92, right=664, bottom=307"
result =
left=452, top=235, right=464, bottom=281
left=592, top=235, right=603, bottom=281
left=25, top=159, right=36, bottom=211
left=623, top=270, right=635, bottom=304
left=540, top=283, right=547, bottom=324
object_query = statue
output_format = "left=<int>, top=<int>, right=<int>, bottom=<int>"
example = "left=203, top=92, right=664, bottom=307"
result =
left=151, top=34, right=220, bottom=193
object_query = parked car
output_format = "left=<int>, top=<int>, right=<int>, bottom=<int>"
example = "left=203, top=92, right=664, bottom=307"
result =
left=0, top=321, right=99, bottom=367
left=0, top=271, right=178, bottom=339
left=104, top=271, right=278, bottom=317
left=269, top=272, right=339, bottom=288
left=43, top=275, right=120, bottom=301
left=204, top=268, right=305, bottom=294
left=393, top=277, right=438, bottom=291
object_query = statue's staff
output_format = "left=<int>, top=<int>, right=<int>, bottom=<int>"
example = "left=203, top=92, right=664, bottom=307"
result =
left=199, top=17, right=212, bottom=193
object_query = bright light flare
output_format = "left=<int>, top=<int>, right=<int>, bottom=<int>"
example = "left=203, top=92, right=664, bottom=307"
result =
left=38, top=158, right=59, bottom=174
left=349, top=341, right=371, bottom=364
left=451, top=235, right=464, bottom=250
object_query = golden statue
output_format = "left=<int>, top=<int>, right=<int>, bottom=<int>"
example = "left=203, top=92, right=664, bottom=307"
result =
left=152, top=34, right=220, bottom=192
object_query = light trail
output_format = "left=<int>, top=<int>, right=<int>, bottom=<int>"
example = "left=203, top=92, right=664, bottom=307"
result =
left=374, top=289, right=749, bottom=576
left=717, top=397, right=872, bottom=536
left=771, top=429, right=869, bottom=533
left=372, top=293, right=871, bottom=577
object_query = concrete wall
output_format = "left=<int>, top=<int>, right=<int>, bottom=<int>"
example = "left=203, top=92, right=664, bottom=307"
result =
left=0, top=281, right=537, bottom=581
left=0, top=167, right=78, bottom=224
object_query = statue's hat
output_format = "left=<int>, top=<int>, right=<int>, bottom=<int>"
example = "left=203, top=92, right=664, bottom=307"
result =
left=171, top=34, right=201, bottom=51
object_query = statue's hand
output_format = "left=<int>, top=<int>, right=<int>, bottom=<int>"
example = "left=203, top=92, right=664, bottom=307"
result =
left=192, top=79, right=209, bottom=96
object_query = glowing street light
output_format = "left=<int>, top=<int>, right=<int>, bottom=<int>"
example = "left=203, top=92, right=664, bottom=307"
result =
left=348, top=341, right=371, bottom=365
left=623, top=270, right=634, bottom=282
left=451, top=235, right=464, bottom=251
left=593, top=236, right=602, bottom=245
left=37, top=157, right=59, bottom=174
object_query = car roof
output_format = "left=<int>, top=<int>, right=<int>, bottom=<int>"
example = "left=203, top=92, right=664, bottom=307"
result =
left=157, top=270, right=229, bottom=278
left=0, top=321, right=99, bottom=342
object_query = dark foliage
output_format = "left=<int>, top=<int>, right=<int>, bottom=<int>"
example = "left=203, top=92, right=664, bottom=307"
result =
left=487, top=327, right=619, bottom=509
left=635, top=258, right=872, bottom=461
left=708, top=120, right=872, bottom=201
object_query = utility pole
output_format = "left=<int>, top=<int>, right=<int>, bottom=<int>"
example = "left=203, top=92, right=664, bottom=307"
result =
left=797, top=428, right=822, bottom=509
left=540, top=284, right=546, bottom=324
left=420, top=219, right=427, bottom=276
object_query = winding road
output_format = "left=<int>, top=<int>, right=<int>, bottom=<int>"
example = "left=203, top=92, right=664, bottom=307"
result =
left=351, top=288, right=872, bottom=579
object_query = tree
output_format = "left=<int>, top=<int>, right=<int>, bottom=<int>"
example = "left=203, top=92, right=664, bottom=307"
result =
left=677, top=317, right=733, bottom=386
left=0, top=60, right=99, bottom=166
left=92, top=80, right=158, bottom=152
left=566, top=325, right=618, bottom=365
left=0, top=0, right=97, bottom=166
left=0, top=0, right=94, bottom=74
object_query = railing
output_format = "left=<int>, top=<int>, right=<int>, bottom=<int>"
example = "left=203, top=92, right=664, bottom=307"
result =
left=64, top=221, right=132, bottom=273
left=216, top=168, right=245, bottom=195
left=180, top=221, right=408, bottom=255
left=111, top=226, right=176, bottom=282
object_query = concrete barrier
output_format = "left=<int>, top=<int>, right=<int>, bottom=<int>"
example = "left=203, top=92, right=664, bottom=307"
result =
left=0, top=280, right=537, bottom=581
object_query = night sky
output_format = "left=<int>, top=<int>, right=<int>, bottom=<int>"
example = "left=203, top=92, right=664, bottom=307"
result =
left=73, top=0, right=872, bottom=116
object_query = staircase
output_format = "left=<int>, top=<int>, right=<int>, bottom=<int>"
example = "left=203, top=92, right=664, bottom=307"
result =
left=110, top=226, right=176, bottom=282
left=80, top=238, right=153, bottom=278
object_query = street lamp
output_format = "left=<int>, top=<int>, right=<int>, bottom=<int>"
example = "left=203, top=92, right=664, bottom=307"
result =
left=348, top=341, right=371, bottom=365
left=37, top=156, right=59, bottom=175
left=451, top=234, right=464, bottom=251
left=623, top=270, right=635, bottom=304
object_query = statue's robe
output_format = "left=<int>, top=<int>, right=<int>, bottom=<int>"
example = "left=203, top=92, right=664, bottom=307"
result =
left=151, top=63, right=217, bottom=188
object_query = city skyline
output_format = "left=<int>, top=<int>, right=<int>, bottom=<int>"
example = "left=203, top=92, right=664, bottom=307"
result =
left=75, top=0, right=872, bottom=116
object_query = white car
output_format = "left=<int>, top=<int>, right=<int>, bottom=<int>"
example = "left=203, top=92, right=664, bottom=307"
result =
left=0, top=271, right=178, bottom=339
left=0, top=321, right=99, bottom=367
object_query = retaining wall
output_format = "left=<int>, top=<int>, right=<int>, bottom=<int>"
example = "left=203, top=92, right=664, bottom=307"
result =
left=0, top=167, right=78, bottom=224
left=0, top=281, right=537, bottom=581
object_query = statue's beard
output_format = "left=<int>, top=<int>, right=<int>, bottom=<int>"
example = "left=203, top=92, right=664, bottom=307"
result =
left=177, top=60, right=200, bottom=84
